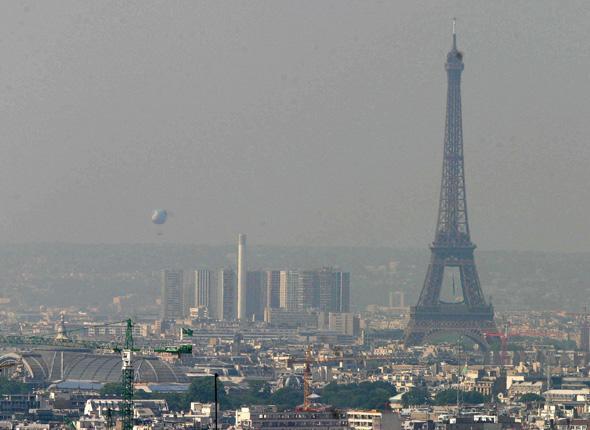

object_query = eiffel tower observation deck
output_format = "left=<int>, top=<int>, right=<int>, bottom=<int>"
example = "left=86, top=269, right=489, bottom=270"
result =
left=404, top=20, right=496, bottom=349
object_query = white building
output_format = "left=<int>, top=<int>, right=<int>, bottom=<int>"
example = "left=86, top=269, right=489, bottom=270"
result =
left=543, top=389, right=590, bottom=403
left=347, top=410, right=401, bottom=430
left=83, top=399, right=168, bottom=418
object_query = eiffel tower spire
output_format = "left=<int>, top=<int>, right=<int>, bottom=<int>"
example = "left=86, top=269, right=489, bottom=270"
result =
left=452, top=18, right=457, bottom=51
left=404, top=21, right=496, bottom=349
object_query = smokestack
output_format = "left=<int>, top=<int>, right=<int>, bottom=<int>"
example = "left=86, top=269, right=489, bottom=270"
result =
left=237, top=233, right=247, bottom=320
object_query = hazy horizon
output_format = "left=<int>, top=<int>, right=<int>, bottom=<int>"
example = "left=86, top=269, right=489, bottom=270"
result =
left=0, top=241, right=589, bottom=256
left=0, top=242, right=587, bottom=312
left=1, top=1, right=589, bottom=252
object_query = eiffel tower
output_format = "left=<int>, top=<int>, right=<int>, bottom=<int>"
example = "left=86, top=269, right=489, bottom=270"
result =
left=404, top=21, right=496, bottom=349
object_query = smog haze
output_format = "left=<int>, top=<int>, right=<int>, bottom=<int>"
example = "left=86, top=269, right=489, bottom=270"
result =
left=0, top=1, right=588, bottom=252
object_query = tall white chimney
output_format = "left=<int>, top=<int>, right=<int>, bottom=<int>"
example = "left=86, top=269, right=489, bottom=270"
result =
left=237, top=233, right=247, bottom=320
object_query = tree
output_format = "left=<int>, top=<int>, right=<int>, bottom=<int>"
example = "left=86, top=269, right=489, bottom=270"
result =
left=156, top=392, right=190, bottom=411
left=247, top=381, right=271, bottom=399
left=227, top=381, right=273, bottom=408
left=99, top=382, right=124, bottom=397
left=187, top=376, right=239, bottom=409
left=462, top=391, right=487, bottom=404
left=187, top=377, right=219, bottom=403
left=518, top=393, right=545, bottom=403
left=321, top=382, right=396, bottom=410
left=402, top=388, right=430, bottom=407
left=268, top=387, right=303, bottom=410
left=0, top=378, right=31, bottom=395
left=434, top=389, right=487, bottom=405
left=96, top=378, right=398, bottom=413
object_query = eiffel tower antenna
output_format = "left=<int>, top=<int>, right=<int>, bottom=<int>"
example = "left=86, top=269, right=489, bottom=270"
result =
left=404, top=21, right=496, bottom=349
left=452, top=18, right=457, bottom=50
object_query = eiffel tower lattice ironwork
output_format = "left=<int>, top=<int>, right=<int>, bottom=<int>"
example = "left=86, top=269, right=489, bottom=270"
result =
left=404, top=21, right=496, bottom=349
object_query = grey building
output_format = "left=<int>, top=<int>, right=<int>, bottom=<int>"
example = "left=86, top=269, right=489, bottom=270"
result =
left=279, top=269, right=350, bottom=313
left=266, top=270, right=281, bottom=309
left=213, top=269, right=236, bottom=321
left=318, top=268, right=351, bottom=313
left=279, top=270, right=299, bottom=310
left=195, top=269, right=215, bottom=312
left=246, top=270, right=267, bottom=321
left=334, top=271, right=351, bottom=313
left=161, top=270, right=184, bottom=322
left=298, top=270, right=318, bottom=310
left=237, top=233, right=247, bottom=320
left=318, top=268, right=338, bottom=312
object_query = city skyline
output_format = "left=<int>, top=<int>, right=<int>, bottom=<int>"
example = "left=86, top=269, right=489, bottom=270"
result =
left=165, top=266, right=352, bottom=324
left=0, top=4, right=588, bottom=427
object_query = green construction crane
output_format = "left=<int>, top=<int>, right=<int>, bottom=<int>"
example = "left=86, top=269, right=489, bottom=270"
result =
left=105, top=407, right=114, bottom=430
left=0, top=317, right=138, bottom=429
left=121, top=318, right=134, bottom=430
left=63, top=416, right=76, bottom=430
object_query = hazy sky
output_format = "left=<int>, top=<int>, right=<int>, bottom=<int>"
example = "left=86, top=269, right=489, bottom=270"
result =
left=0, top=1, right=589, bottom=251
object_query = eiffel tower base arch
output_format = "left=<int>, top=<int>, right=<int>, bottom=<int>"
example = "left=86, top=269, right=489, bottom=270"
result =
left=404, top=305, right=496, bottom=351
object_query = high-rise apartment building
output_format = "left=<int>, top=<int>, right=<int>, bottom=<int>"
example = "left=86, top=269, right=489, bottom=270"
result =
left=334, top=271, right=350, bottom=313
left=161, top=270, right=184, bottom=322
left=183, top=270, right=195, bottom=318
left=318, top=268, right=337, bottom=312
left=278, top=269, right=349, bottom=312
left=318, top=268, right=350, bottom=313
left=214, top=269, right=236, bottom=321
left=237, top=234, right=247, bottom=320
left=266, top=270, right=281, bottom=309
left=279, top=270, right=299, bottom=310
left=190, top=266, right=351, bottom=322
left=194, top=269, right=215, bottom=312
left=298, top=270, right=318, bottom=310
left=246, top=271, right=267, bottom=321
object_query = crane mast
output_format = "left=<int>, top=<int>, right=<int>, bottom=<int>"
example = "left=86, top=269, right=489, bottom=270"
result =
left=303, top=345, right=312, bottom=411
left=121, top=318, right=134, bottom=430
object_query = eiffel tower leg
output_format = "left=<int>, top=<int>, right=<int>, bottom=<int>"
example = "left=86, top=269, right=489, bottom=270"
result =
left=404, top=319, right=426, bottom=346
left=460, top=261, right=485, bottom=306
left=417, top=260, right=444, bottom=306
